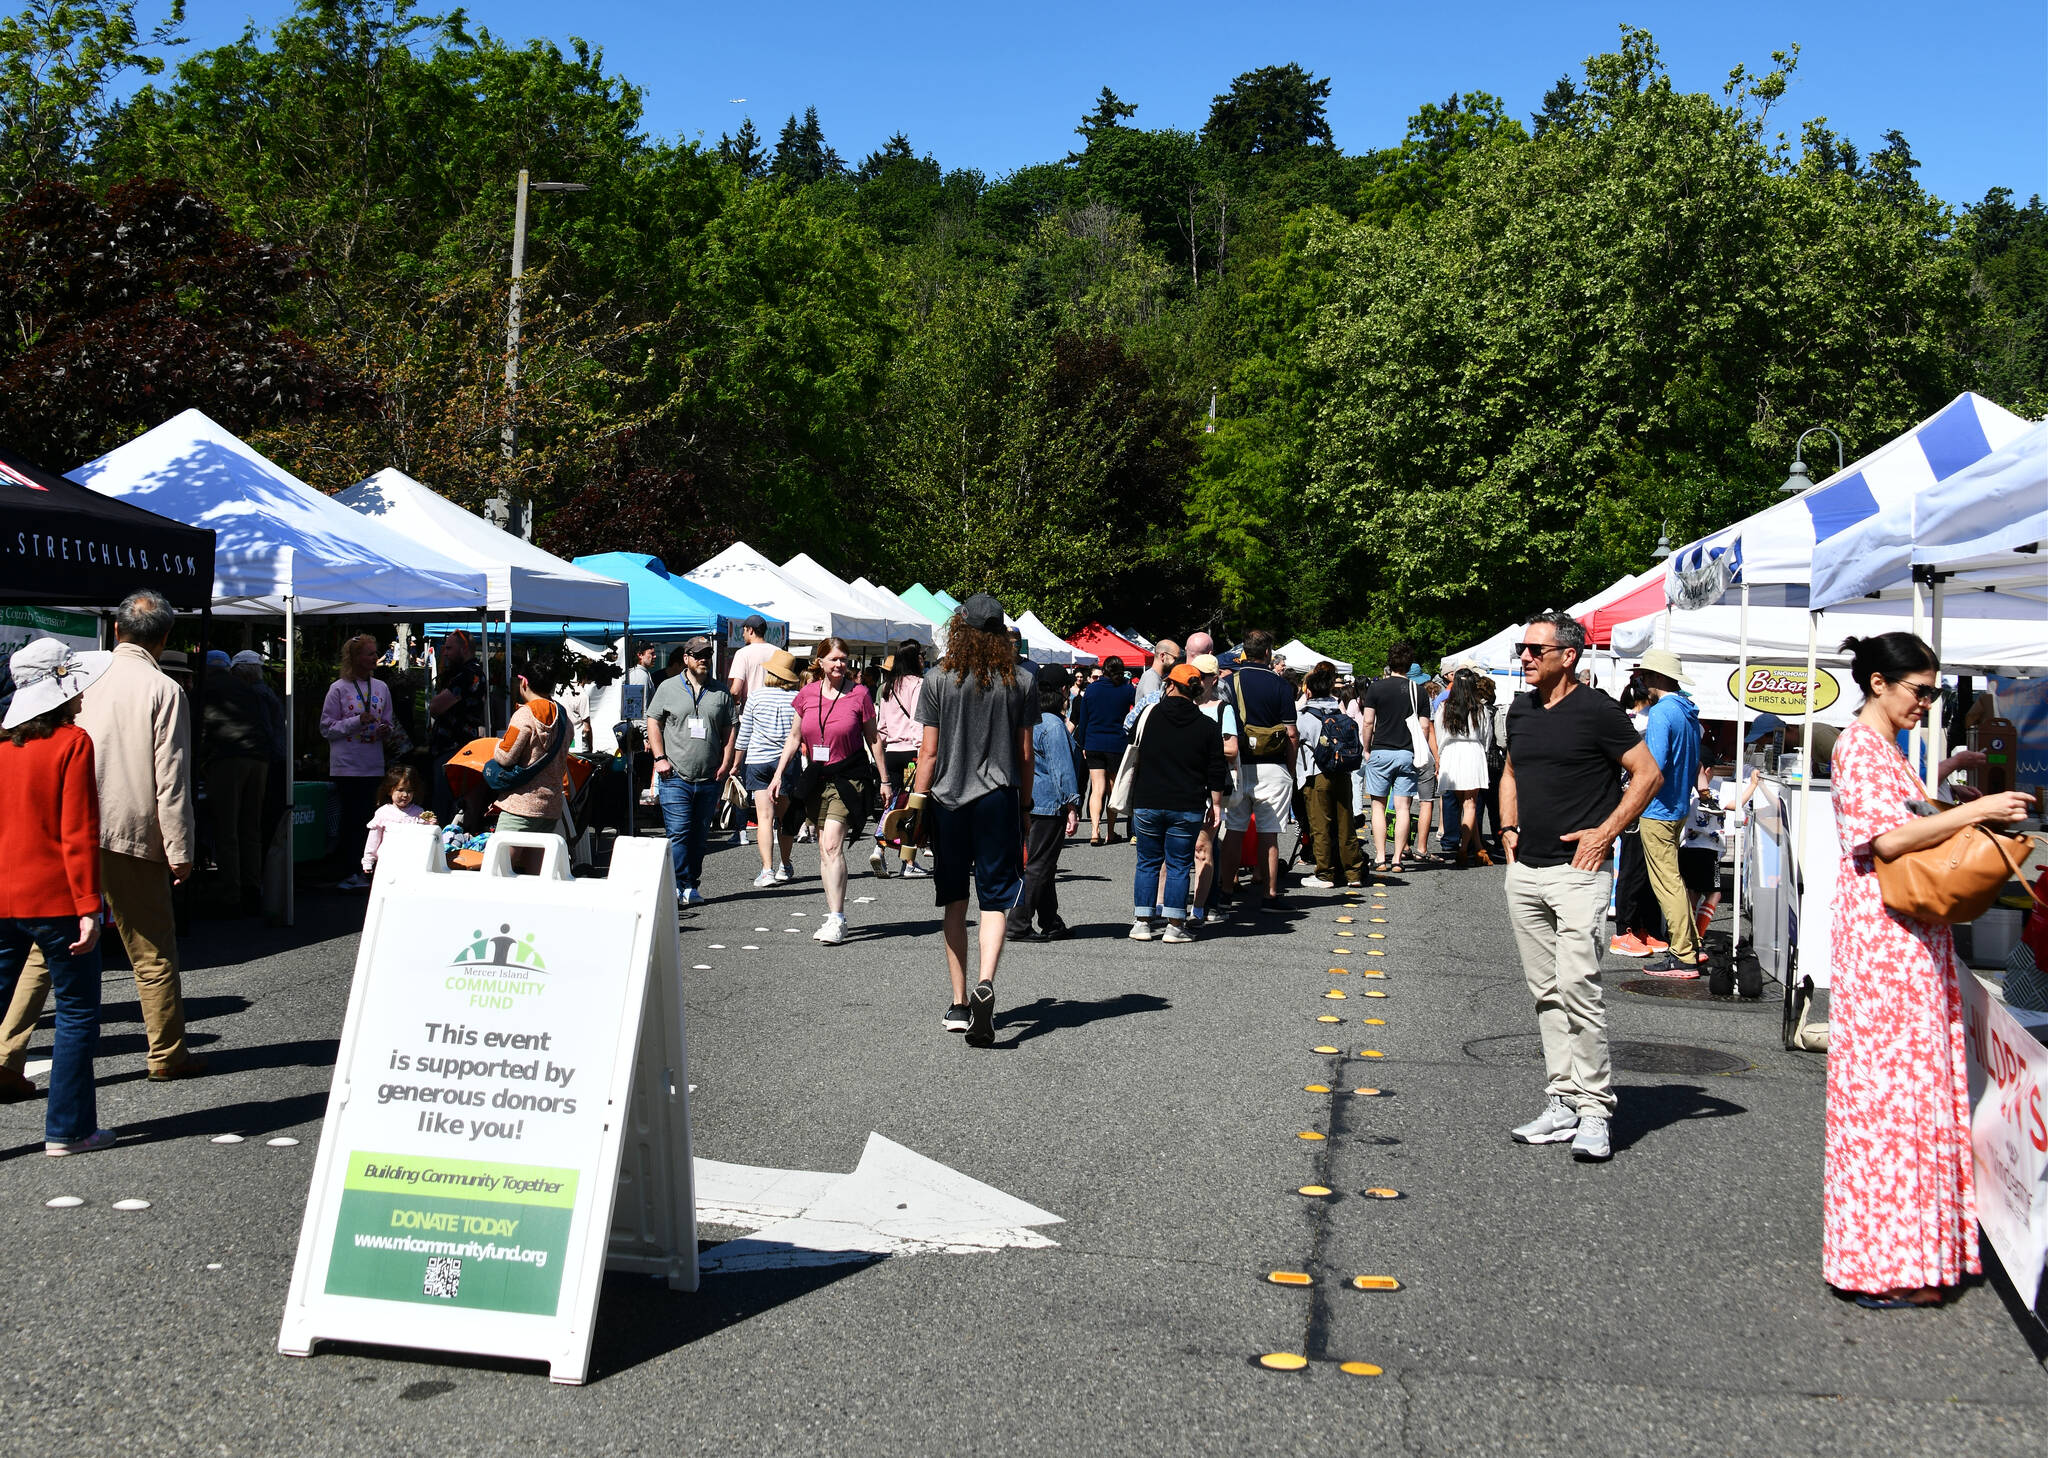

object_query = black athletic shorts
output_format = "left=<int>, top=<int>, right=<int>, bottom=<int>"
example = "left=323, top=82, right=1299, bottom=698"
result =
left=1678, top=847, right=1720, bottom=895
left=1084, top=749, right=1118, bottom=773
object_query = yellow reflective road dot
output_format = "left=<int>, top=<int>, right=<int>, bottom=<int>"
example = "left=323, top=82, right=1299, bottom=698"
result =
left=1331, top=948, right=1353, bottom=956
left=1362, top=969, right=1387, bottom=979
left=1267, top=1271, right=1313, bottom=1285
left=1335, top=916, right=1354, bottom=924
left=1259, top=1352, right=1309, bottom=1371
left=1362, top=1187, right=1400, bottom=1199
left=1354, top=1087, right=1382, bottom=1096
left=1366, top=932, right=1386, bottom=939
left=1340, top=1361, right=1384, bottom=1377
left=1297, top=1184, right=1332, bottom=1197
left=1358, top=1049, right=1385, bottom=1058
left=1335, top=930, right=1355, bottom=938
left=1298, top=1131, right=1326, bottom=1141
left=1363, top=1017, right=1386, bottom=1025
left=1317, top=1015, right=1343, bottom=1024
left=1304, top=1083, right=1331, bottom=1093
left=1352, top=1275, right=1401, bottom=1291
left=1312, top=1045, right=1341, bottom=1054
left=1323, top=989, right=1346, bottom=999
left=1327, top=967, right=1351, bottom=975
left=1364, top=989, right=1388, bottom=998
left=1366, top=949, right=1385, bottom=956
left=1370, top=917, right=1388, bottom=923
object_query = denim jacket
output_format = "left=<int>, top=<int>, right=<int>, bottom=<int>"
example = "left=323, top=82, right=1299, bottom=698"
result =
left=1030, top=711, right=1081, bottom=816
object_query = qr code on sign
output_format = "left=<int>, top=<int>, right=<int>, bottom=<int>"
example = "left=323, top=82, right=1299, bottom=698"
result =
left=423, top=1257, right=461, bottom=1300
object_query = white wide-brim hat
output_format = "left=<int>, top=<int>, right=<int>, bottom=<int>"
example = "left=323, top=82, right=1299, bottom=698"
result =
left=1635, top=647, right=1694, bottom=686
left=3, top=638, right=112, bottom=731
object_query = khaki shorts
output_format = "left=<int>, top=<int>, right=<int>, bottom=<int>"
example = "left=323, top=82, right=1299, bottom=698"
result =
left=1225, top=762, right=1293, bottom=833
left=807, top=776, right=870, bottom=837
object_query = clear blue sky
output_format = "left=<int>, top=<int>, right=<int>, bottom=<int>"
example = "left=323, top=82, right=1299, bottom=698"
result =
left=157, top=1, right=2045, bottom=207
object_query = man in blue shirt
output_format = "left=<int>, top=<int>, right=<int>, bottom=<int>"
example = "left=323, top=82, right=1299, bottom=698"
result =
left=1634, top=649, right=1704, bottom=976
left=1012, top=665, right=1081, bottom=942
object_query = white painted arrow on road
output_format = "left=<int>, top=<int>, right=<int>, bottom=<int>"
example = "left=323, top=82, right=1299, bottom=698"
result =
left=693, top=1133, right=1063, bottom=1274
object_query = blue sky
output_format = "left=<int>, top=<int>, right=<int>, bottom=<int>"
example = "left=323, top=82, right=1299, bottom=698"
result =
left=158, top=1, right=2044, bottom=206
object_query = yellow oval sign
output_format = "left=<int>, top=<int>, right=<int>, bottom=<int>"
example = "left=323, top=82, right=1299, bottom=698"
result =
left=1728, top=663, right=1840, bottom=716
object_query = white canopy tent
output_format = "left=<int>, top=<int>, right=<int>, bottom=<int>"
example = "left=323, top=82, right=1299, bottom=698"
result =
left=781, top=554, right=932, bottom=647
left=1275, top=638, right=1353, bottom=676
left=73, top=410, right=493, bottom=929
left=686, top=542, right=887, bottom=646
left=336, top=469, right=628, bottom=623
left=1017, top=610, right=1089, bottom=666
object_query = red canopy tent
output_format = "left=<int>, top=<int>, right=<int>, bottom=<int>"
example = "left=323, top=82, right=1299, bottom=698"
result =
left=1066, top=620, right=1150, bottom=669
left=1578, top=570, right=1670, bottom=648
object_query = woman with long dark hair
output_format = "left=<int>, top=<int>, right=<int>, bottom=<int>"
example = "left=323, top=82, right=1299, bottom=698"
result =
left=1824, top=633, right=2033, bottom=1307
left=1434, top=668, right=1494, bottom=866
left=871, top=640, right=928, bottom=879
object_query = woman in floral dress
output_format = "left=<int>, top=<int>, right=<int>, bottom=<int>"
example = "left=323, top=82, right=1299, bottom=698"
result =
left=1825, top=633, right=2035, bottom=1306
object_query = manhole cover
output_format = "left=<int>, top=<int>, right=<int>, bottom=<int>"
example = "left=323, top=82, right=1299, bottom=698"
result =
left=1463, top=1033, right=1748, bottom=1075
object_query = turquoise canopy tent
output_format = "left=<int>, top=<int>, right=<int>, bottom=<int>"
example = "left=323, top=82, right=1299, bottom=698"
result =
left=430, top=553, right=783, bottom=642
left=900, top=583, right=953, bottom=627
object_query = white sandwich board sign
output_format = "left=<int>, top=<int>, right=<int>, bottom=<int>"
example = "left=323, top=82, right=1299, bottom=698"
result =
left=278, top=829, right=696, bottom=1384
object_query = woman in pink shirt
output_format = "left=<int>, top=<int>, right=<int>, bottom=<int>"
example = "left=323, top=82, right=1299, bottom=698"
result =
left=770, top=638, right=884, bottom=945
left=320, top=633, right=394, bottom=889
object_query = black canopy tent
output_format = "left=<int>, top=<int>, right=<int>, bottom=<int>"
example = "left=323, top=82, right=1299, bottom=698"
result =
left=0, top=443, right=216, bottom=609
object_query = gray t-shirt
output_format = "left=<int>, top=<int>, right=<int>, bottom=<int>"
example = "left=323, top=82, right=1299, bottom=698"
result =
left=917, top=663, right=1038, bottom=810
left=648, top=675, right=736, bottom=782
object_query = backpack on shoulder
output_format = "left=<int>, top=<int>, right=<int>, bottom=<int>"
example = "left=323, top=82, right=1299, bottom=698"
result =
left=1304, top=706, right=1363, bottom=777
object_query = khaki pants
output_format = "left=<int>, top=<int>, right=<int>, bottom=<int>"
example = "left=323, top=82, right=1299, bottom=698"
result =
left=209, top=756, right=270, bottom=896
left=1303, top=772, right=1365, bottom=885
left=1637, top=815, right=1698, bottom=959
left=0, top=849, right=190, bottom=1076
left=1504, top=859, right=1614, bottom=1116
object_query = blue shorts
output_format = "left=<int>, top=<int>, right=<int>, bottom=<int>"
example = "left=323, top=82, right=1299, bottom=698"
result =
left=742, top=760, right=780, bottom=795
left=930, top=789, right=1024, bottom=912
left=1364, top=748, right=1418, bottom=801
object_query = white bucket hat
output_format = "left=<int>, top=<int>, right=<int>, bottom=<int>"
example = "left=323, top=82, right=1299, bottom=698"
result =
left=4, top=638, right=113, bottom=731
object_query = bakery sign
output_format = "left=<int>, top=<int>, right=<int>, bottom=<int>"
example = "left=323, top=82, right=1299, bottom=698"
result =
left=1728, top=664, right=1840, bottom=716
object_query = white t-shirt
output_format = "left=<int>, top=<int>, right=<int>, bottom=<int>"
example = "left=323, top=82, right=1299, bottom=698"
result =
left=729, top=640, right=776, bottom=702
left=1681, top=780, right=1745, bottom=853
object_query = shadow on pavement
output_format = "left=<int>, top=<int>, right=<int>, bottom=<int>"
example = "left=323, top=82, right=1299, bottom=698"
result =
left=1611, top=1082, right=1746, bottom=1153
left=0, top=1087, right=330, bottom=1159
left=588, top=1256, right=881, bottom=1380
left=993, top=992, right=1171, bottom=1048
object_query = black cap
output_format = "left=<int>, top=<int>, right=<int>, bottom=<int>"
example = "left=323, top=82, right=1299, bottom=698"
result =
left=959, top=592, right=1005, bottom=633
left=741, top=613, right=767, bottom=634
left=1038, top=663, right=1071, bottom=692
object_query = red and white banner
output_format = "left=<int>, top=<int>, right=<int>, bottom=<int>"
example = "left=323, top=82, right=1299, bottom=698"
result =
left=1961, top=970, right=2048, bottom=1306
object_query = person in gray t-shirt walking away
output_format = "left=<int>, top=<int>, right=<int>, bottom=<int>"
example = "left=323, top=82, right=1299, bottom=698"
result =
left=911, top=594, right=1036, bottom=1047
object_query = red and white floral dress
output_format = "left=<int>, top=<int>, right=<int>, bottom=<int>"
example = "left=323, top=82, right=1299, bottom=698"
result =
left=1823, top=720, right=1979, bottom=1293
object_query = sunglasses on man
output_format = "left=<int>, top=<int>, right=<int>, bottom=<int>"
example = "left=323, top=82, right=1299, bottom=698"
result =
left=1514, top=642, right=1568, bottom=658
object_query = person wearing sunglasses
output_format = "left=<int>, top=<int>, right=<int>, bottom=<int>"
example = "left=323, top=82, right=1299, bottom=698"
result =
left=1498, top=611, right=1664, bottom=1163
left=1822, top=632, right=2033, bottom=1309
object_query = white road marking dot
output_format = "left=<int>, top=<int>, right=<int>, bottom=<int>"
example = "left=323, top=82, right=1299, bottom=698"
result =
left=205, top=1262, right=222, bottom=1270
left=266, top=1137, right=299, bottom=1148
left=741, top=944, right=760, bottom=950
left=791, top=912, right=808, bottom=917
left=854, top=897, right=876, bottom=904
left=784, top=929, right=800, bottom=934
left=210, top=1134, right=244, bottom=1144
left=693, top=964, right=712, bottom=970
left=708, top=944, right=726, bottom=949
left=45, top=1196, right=84, bottom=1209
left=755, top=926, right=770, bottom=932
left=113, top=1198, right=151, bottom=1211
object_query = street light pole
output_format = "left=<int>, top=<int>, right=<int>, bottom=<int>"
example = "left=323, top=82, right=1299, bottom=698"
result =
left=1777, top=426, right=1846, bottom=495
left=500, top=170, right=587, bottom=541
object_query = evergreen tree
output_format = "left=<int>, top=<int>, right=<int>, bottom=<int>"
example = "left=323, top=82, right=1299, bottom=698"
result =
left=718, top=116, right=767, bottom=178
left=772, top=105, right=843, bottom=186
left=1068, top=85, right=1136, bottom=161
left=1203, top=63, right=1332, bottom=158
left=1531, top=75, right=1578, bottom=137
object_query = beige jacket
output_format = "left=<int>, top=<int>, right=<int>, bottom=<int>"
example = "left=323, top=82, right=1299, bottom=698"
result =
left=490, top=696, right=567, bottom=821
left=79, top=642, right=195, bottom=865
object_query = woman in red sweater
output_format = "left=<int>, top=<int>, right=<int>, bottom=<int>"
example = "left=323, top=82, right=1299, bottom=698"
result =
left=0, top=638, right=116, bottom=1155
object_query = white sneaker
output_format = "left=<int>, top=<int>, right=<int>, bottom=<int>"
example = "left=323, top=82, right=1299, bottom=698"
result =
left=1511, top=1096, right=1580, bottom=1145
left=1300, top=874, right=1335, bottom=890
left=1571, top=1115, right=1612, bottom=1162
left=1161, top=923, right=1195, bottom=944
left=1128, top=920, right=1156, bottom=941
left=679, top=887, right=705, bottom=908
left=813, top=913, right=846, bottom=945
left=902, top=862, right=930, bottom=879
left=775, top=861, right=792, bottom=883
left=739, top=827, right=751, bottom=845
left=797, top=823, right=814, bottom=844
left=752, top=868, right=776, bottom=889
left=869, top=844, right=886, bottom=874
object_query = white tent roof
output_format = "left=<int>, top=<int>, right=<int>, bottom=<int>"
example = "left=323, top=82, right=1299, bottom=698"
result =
left=1442, top=622, right=1526, bottom=676
left=852, top=578, right=943, bottom=647
left=1811, top=420, right=2048, bottom=610
left=1612, top=593, right=2048, bottom=676
left=1666, top=393, right=2033, bottom=607
left=336, top=468, right=628, bottom=623
left=1017, top=610, right=1088, bottom=665
left=782, top=555, right=932, bottom=646
left=686, top=542, right=886, bottom=645
left=70, top=410, right=487, bottom=616
left=1276, top=638, right=1352, bottom=677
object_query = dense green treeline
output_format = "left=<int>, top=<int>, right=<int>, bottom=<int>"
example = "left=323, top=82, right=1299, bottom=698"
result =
left=2, top=2, right=2043, bottom=660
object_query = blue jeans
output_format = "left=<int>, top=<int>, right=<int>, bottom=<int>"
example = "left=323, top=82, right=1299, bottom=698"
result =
left=656, top=775, right=722, bottom=892
left=0, top=919, right=101, bottom=1141
left=1132, top=806, right=1204, bottom=920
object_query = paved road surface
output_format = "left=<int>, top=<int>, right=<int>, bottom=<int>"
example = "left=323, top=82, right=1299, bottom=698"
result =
left=5, top=830, right=2046, bottom=1454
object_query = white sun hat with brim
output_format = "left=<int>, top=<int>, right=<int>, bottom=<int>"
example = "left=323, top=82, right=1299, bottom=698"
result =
left=4, top=639, right=113, bottom=732
left=1635, top=647, right=1695, bottom=686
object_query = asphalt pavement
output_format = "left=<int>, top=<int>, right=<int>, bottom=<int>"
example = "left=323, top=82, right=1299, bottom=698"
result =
left=5, top=826, right=2047, bottom=1455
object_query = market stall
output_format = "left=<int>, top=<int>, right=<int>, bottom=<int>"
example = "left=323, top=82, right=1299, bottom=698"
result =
left=1066, top=620, right=1150, bottom=669
left=781, top=553, right=933, bottom=647
left=686, top=542, right=888, bottom=646
left=1016, top=610, right=1088, bottom=666
left=1, top=442, right=217, bottom=611
left=1274, top=638, right=1353, bottom=676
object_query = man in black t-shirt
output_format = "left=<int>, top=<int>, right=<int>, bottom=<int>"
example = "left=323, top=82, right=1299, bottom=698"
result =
left=1220, top=629, right=1299, bottom=909
left=1357, top=640, right=1427, bottom=870
left=1498, top=611, right=1661, bottom=1164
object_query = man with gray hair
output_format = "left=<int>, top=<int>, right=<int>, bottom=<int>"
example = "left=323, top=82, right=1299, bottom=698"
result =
left=0, top=589, right=205, bottom=1083
left=1498, top=610, right=1660, bottom=1162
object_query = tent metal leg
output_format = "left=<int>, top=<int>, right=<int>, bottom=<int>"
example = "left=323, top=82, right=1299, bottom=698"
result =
left=285, top=594, right=297, bottom=929
left=1732, top=584, right=1749, bottom=957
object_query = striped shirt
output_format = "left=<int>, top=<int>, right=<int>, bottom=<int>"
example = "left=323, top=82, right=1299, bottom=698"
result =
left=738, top=684, right=797, bottom=764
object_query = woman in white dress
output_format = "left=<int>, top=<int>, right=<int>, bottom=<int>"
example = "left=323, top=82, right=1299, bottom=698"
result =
left=1432, top=668, right=1494, bottom=866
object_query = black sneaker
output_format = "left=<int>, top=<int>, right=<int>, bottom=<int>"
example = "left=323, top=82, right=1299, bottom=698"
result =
left=965, top=981, right=997, bottom=1047
left=943, top=1003, right=971, bottom=1033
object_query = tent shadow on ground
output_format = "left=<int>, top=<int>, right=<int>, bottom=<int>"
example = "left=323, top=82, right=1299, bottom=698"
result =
left=990, top=992, right=1170, bottom=1049
left=1609, top=1082, right=1746, bottom=1153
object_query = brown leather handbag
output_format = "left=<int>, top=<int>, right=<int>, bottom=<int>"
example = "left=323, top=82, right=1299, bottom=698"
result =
left=1875, top=825, right=2040, bottom=924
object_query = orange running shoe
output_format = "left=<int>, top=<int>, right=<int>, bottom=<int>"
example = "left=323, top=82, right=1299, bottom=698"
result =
left=1608, top=933, right=1652, bottom=957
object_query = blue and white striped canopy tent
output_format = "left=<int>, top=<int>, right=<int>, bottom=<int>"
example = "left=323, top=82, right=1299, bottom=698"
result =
left=1810, top=419, right=2048, bottom=611
left=1664, top=393, right=2033, bottom=611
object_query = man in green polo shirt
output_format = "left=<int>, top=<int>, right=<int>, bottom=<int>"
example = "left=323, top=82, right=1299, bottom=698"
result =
left=646, top=636, right=737, bottom=908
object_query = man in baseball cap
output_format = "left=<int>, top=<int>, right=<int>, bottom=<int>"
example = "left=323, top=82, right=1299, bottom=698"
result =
left=646, top=634, right=738, bottom=909
left=727, top=613, right=776, bottom=706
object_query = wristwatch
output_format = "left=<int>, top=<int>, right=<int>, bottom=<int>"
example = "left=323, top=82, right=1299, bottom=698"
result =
left=1500, top=825, right=1519, bottom=834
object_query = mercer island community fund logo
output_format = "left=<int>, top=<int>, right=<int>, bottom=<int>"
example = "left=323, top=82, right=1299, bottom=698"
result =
left=445, top=924, right=549, bottom=1009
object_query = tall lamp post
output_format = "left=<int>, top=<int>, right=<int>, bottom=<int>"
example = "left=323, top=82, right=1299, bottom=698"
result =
left=1777, top=426, right=1845, bottom=495
left=499, top=169, right=588, bottom=541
